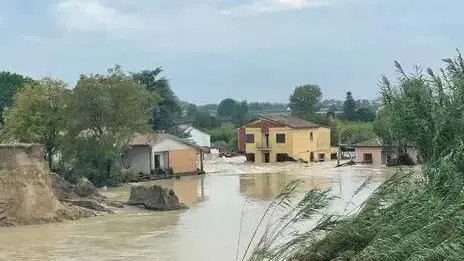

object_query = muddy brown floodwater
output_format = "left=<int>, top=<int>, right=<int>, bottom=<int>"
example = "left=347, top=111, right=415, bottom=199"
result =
left=0, top=159, right=391, bottom=261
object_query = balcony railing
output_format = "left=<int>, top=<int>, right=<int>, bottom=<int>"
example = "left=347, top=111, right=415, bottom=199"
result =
left=256, top=143, right=272, bottom=151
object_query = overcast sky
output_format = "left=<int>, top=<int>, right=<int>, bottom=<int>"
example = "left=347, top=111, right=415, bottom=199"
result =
left=1, top=0, right=463, bottom=104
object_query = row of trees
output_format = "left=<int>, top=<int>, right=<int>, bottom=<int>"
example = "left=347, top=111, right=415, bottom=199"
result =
left=188, top=98, right=249, bottom=127
left=288, top=84, right=378, bottom=145
left=289, top=84, right=377, bottom=123
left=0, top=66, right=183, bottom=186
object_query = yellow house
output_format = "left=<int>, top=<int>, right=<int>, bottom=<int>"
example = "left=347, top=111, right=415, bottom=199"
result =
left=237, top=115, right=331, bottom=163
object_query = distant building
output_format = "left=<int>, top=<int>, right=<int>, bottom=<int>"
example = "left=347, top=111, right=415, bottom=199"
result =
left=354, top=138, right=419, bottom=165
left=237, top=115, right=331, bottom=163
left=177, top=124, right=211, bottom=148
left=125, top=133, right=205, bottom=174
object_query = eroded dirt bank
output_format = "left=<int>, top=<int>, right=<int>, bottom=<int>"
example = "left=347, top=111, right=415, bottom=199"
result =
left=0, top=144, right=104, bottom=227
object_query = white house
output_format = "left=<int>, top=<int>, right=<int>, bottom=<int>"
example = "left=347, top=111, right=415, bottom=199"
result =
left=178, top=124, right=211, bottom=148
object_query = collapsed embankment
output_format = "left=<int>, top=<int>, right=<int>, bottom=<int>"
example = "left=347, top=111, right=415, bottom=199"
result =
left=0, top=144, right=105, bottom=227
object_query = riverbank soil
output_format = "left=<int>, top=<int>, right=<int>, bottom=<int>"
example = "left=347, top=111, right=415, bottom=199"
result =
left=0, top=144, right=107, bottom=227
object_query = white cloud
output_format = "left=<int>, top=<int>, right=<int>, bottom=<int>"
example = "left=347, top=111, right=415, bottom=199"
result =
left=52, top=0, right=334, bottom=53
left=220, top=0, right=333, bottom=15
left=56, top=0, right=143, bottom=32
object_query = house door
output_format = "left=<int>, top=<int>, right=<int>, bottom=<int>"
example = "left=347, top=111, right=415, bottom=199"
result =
left=310, top=152, right=314, bottom=162
left=154, top=154, right=161, bottom=169
left=264, top=152, right=270, bottom=163
left=246, top=153, right=255, bottom=162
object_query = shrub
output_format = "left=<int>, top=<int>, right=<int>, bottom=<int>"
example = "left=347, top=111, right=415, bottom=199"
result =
left=153, top=168, right=166, bottom=175
left=119, top=168, right=139, bottom=183
left=165, top=167, right=174, bottom=175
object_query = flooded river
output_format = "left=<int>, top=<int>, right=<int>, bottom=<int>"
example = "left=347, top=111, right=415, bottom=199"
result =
left=0, top=159, right=389, bottom=261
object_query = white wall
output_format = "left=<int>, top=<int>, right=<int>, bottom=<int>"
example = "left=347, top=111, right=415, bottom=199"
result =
left=127, top=146, right=151, bottom=173
left=152, top=139, right=189, bottom=152
left=186, top=127, right=211, bottom=147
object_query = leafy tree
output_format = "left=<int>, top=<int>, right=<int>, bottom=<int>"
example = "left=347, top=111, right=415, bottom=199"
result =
left=198, top=104, right=218, bottom=114
left=181, top=103, right=198, bottom=124
left=356, top=107, right=375, bottom=122
left=248, top=102, right=288, bottom=113
left=232, top=100, right=249, bottom=126
left=373, top=106, right=392, bottom=144
left=326, top=105, right=337, bottom=118
left=205, top=122, right=237, bottom=148
left=67, top=66, right=153, bottom=186
left=2, top=78, right=69, bottom=169
left=289, top=84, right=322, bottom=118
left=194, top=110, right=219, bottom=129
left=329, top=116, right=345, bottom=145
left=0, top=71, right=34, bottom=124
left=343, top=121, right=375, bottom=145
left=343, top=91, right=357, bottom=121
left=217, top=98, right=238, bottom=117
left=248, top=102, right=263, bottom=111
left=328, top=119, right=375, bottom=146
left=132, top=67, right=181, bottom=133
left=186, top=103, right=198, bottom=118
left=356, top=99, right=371, bottom=108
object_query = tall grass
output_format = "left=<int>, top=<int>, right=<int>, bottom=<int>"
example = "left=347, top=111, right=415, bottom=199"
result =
left=246, top=51, right=464, bottom=260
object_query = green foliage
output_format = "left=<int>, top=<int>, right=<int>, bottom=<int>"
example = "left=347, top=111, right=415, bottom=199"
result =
left=2, top=78, right=69, bottom=169
left=355, top=107, right=375, bottom=122
left=0, top=71, right=34, bottom=124
left=217, top=98, right=238, bottom=117
left=248, top=102, right=287, bottom=112
left=204, top=122, right=237, bottom=148
left=372, top=106, right=392, bottom=144
left=66, top=66, right=152, bottom=186
left=328, top=117, right=344, bottom=146
left=198, top=103, right=218, bottom=114
left=194, top=110, right=220, bottom=129
left=378, top=56, right=464, bottom=163
left=328, top=119, right=375, bottom=146
left=232, top=100, right=249, bottom=126
left=186, top=103, right=198, bottom=118
left=343, top=122, right=375, bottom=145
left=289, top=84, right=322, bottom=118
left=326, top=105, right=337, bottom=118
left=132, top=67, right=181, bottom=133
left=343, top=91, right=357, bottom=121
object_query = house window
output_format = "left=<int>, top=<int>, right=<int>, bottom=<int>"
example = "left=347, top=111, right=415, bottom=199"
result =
left=363, top=153, right=373, bottom=164
left=246, top=134, right=255, bottom=143
left=310, top=132, right=313, bottom=141
left=276, top=134, right=286, bottom=143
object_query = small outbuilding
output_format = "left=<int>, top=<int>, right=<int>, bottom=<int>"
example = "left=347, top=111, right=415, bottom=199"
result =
left=125, top=133, right=205, bottom=175
left=354, top=138, right=419, bottom=165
